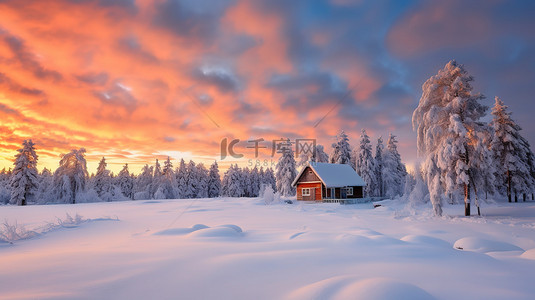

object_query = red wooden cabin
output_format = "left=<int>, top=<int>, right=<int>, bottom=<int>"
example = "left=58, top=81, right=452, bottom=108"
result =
left=292, top=162, right=366, bottom=201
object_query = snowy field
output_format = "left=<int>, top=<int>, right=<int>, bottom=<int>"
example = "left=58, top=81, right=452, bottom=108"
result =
left=1, top=198, right=535, bottom=300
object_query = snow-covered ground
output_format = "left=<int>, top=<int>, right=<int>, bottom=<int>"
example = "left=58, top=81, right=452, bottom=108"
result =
left=1, top=198, right=535, bottom=300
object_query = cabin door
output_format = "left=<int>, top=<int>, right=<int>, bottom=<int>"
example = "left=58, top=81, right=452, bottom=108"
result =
left=341, top=187, right=347, bottom=199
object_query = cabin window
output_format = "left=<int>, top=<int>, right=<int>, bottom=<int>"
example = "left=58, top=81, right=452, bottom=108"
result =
left=346, top=187, right=353, bottom=196
left=302, top=188, right=311, bottom=196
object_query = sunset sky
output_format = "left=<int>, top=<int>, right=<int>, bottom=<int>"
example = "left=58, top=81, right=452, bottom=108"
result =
left=1, top=0, right=534, bottom=174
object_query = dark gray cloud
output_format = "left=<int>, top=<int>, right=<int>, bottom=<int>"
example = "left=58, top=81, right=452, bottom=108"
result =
left=117, top=36, right=159, bottom=64
left=192, top=67, right=240, bottom=93
left=153, top=0, right=235, bottom=43
left=0, top=72, right=44, bottom=96
left=1, top=32, right=63, bottom=82
left=93, top=81, right=139, bottom=113
left=75, top=72, right=109, bottom=86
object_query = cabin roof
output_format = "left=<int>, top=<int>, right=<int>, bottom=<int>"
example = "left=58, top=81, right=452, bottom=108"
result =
left=291, top=162, right=366, bottom=187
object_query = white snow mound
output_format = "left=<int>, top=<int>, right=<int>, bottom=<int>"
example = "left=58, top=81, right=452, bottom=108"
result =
left=288, top=276, right=435, bottom=300
left=401, top=235, right=451, bottom=248
left=153, top=224, right=209, bottom=236
left=188, top=225, right=243, bottom=238
left=453, top=237, right=524, bottom=253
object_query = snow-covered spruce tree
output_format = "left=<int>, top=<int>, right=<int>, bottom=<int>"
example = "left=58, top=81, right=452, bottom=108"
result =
left=53, top=148, right=88, bottom=204
left=175, top=158, right=187, bottom=198
left=155, top=157, right=179, bottom=199
left=355, top=129, right=377, bottom=197
left=182, top=160, right=198, bottom=198
left=151, top=159, right=162, bottom=198
left=329, top=130, right=352, bottom=165
left=382, top=134, right=407, bottom=199
left=0, top=168, right=12, bottom=205
left=315, top=144, right=329, bottom=163
left=251, top=166, right=261, bottom=197
left=207, top=161, right=221, bottom=198
left=412, top=60, right=488, bottom=216
left=491, top=96, right=533, bottom=202
left=36, top=168, right=53, bottom=204
left=222, top=164, right=244, bottom=197
left=276, top=142, right=297, bottom=196
left=117, top=163, right=134, bottom=199
left=134, top=164, right=153, bottom=200
left=93, top=157, right=113, bottom=201
left=195, top=163, right=209, bottom=198
left=10, top=140, right=39, bottom=205
left=375, top=137, right=384, bottom=197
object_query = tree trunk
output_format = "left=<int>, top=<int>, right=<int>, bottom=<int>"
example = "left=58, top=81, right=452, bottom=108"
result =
left=507, top=170, right=512, bottom=203
left=515, top=193, right=518, bottom=203
left=464, top=183, right=470, bottom=216
left=523, top=194, right=526, bottom=202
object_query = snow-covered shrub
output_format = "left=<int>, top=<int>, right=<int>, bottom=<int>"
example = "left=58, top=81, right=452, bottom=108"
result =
left=262, top=185, right=281, bottom=205
left=0, top=220, right=38, bottom=243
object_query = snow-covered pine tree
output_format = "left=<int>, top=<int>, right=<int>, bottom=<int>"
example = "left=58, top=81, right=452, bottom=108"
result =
left=151, top=159, right=162, bottom=198
left=36, top=168, right=53, bottom=204
left=134, top=164, right=153, bottom=200
left=329, top=130, right=352, bottom=165
left=375, top=137, right=384, bottom=197
left=265, top=167, right=277, bottom=191
left=356, top=129, right=377, bottom=197
left=195, top=163, right=209, bottom=198
left=315, top=144, right=329, bottom=163
left=222, top=164, right=243, bottom=197
left=0, top=168, right=12, bottom=205
left=276, top=141, right=297, bottom=196
left=156, top=157, right=179, bottom=199
left=207, top=161, right=221, bottom=198
left=251, top=166, right=261, bottom=197
left=53, top=148, right=88, bottom=204
left=176, top=158, right=187, bottom=198
left=491, top=96, right=533, bottom=202
left=117, top=164, right=134, bottom=199
left=183, top=160, right=197, bottom=198
left=93, top=157, right=113, bottom=201
left=412, top=60, right=488, bottom=216
left=10, top=140, right=39, bottom=205
left=382, top=134, right=407, bottom=199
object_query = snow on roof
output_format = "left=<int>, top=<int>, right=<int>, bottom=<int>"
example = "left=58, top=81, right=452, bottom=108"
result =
left=292, top=162, right=366, bottom=187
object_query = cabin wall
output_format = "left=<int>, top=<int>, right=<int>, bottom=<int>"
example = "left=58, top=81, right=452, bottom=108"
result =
left=296, top=182, right=322, bottom=201
left=347, top=186, right=364, bottom=198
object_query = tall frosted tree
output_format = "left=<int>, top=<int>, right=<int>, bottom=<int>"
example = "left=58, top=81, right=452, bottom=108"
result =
left=207, top=161, right=221, bottom=198
left=134, top=164, right=153, bottom=200
left=176, top=158, right=187, bottom=198
left=330, top=130, right=352, bottom=165
left=382, top=134, right=407, bottom=199
left=375, top=137, right=384, bottom=197
left=355, top=129, right=376, bottom=197
left=413, top=60, right=488, bottom=216
left=155, top=157, right=179, bottom=199
left=276, top=141, right=297, bottom=196
left=195, top=163, right=209, bottom=198
left=315, top=144, right=329, bottom=163
left=222, top=164, right=243, bottom=197
left=10, top=140, right=39, bottom=206
left=151, top=159, right=162, bottom=198
left=93, top=157, right=113, bottom=201
left=117, top=163, right=134, bottom=199
left=490, top=96, right=533, bottom=202
left=53, top=148, right=88, bottom=204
